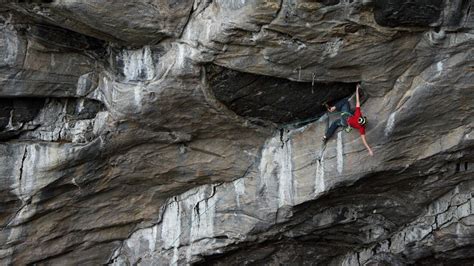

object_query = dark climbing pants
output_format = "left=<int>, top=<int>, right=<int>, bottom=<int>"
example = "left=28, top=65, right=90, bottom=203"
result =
left=325, top=98, right=352, bottom=139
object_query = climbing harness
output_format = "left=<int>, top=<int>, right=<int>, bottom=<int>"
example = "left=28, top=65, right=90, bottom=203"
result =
left=338, top=111, right=353, bottom=133
left=339, top=111, right=352, bottom=117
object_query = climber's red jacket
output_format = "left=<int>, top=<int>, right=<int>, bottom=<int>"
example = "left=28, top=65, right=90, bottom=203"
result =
left=347, top=107, right=366, bottom=135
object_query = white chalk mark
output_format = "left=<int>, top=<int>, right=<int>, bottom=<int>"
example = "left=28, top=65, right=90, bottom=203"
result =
left=314, top=158, right=325, bottom=196
left=337, top=131, right=343, bottom=174
left=278, top=134, right=294, bottom=207
left=234, top=179, right=246, bottom=207
left=385, top=112, right=396, bottom=136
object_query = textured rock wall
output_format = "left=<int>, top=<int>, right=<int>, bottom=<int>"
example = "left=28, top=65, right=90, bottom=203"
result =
left=0, top=0, right=473, bottom=265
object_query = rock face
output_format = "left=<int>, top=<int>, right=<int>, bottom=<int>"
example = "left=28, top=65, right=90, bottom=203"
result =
left=0, top=0, right=473, bottom=265
left=7, top=0, right=194, bottom=45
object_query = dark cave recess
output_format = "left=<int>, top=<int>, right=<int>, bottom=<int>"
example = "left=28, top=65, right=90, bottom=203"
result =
left=207, top=65, right=356, bottom=125
left=373, top=0, right=444, bottom=27
left=0, top=97, right=104, bottom=141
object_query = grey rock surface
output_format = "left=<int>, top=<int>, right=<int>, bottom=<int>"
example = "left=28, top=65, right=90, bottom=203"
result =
left=0, top=13, right=103, bottom=97
left=5, top=0, right=194, bottom=45
left=0, top=0, right=473, bottom=265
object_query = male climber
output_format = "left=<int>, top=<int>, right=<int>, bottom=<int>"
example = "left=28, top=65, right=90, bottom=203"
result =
left=322, top=84, right=373, bottom=156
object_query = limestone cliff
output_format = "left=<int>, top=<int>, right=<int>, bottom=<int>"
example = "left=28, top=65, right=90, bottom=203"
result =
left=0, top=0, right=473, bottom=265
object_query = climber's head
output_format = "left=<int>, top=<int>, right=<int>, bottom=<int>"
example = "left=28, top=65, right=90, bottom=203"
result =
left=323, top=102, right=336, bottom=112
left=358, top=116, right=367, bottom=126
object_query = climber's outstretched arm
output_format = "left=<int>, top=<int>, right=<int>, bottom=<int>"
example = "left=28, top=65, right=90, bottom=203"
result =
left=360, top=134, right=373, bottom=156
left=356, top=83, right=361, bottom=108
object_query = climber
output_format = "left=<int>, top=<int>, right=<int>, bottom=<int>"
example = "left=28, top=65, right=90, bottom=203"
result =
left=321, top=84, right=374, bottom=156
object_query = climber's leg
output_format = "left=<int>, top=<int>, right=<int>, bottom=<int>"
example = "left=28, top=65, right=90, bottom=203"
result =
left=324, top=118, right=342, bottom=141
left=334, top=97, right=350, bottom=112
left=340, top=99, right=351, bottom=114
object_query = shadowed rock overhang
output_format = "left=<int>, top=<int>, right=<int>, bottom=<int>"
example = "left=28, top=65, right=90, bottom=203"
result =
left=208, top=65, right=356, bottom=125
